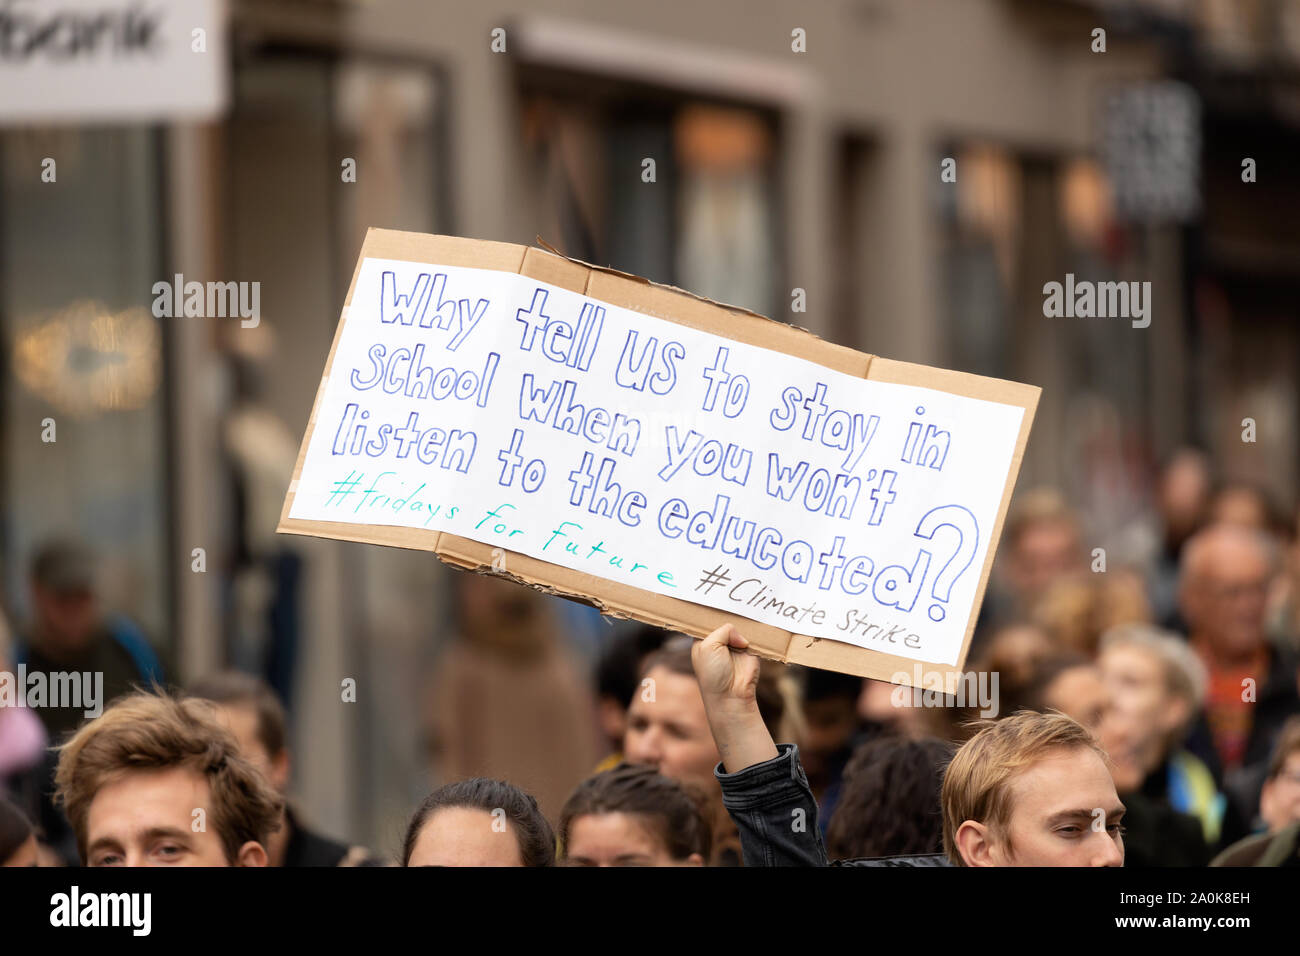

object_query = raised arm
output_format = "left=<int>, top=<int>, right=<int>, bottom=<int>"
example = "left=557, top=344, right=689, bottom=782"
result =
left=691, top=623, right=778, bottom=772
left=692, top=624, right=829, bottom=866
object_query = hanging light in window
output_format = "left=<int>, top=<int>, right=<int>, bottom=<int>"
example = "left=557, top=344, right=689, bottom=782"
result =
left=12, top=300, right=160, bottom=417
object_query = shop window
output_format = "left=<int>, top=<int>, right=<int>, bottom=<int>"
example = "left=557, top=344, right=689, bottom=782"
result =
left=0, top=127, right=169, bottom=643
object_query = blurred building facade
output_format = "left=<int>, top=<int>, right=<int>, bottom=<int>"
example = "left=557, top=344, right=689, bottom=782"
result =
left=2, top=0, right=1299, bottom=849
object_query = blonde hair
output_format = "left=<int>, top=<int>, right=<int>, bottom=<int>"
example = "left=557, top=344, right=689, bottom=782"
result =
left=1033, top=569, right=1151, bottom=656
left=941, top=710, right=1106, bottom=865
left=1004, top=488, right=1079, bottom=546
left=55, top=690, right=284, bottom=863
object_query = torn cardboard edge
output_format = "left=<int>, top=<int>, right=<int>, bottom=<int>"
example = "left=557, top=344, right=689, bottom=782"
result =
left=277, top=228, right=1041, bottom=692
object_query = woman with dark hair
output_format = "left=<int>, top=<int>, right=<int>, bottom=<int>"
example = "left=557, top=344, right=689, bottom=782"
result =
left=825, top=735, right=952, bottom=861
left=1, top=795, right=38, bottom=867
left=403, top=777, right=555, bottom=867
left=559, top=764, right=709, bottom=866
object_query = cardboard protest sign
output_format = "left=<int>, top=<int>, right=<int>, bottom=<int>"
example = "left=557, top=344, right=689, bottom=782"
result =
left=278, top=230, right=1039, bottom=689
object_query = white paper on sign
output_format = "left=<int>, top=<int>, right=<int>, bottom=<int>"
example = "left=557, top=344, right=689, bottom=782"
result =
left=290, top=258, right=1025, bottom=666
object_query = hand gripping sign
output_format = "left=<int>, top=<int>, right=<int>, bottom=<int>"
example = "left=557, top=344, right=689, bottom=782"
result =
left=279, top=230, right=1039, bottom=689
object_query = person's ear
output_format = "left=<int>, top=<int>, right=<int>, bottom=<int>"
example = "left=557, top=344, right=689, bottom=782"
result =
left=234, top=841, right=269, bottom=867
left=954, top=820, right=1000, bottom=867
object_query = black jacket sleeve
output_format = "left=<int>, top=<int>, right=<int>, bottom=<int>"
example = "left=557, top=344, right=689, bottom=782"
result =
left=714, top=744, right=829, bottom=867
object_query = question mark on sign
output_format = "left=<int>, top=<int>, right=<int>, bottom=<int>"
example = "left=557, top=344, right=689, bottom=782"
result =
left=913, top=505, right=979, bottom=622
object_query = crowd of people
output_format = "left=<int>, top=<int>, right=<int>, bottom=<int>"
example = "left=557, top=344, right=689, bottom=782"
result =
left=2, top=446, right=1299, bottom=867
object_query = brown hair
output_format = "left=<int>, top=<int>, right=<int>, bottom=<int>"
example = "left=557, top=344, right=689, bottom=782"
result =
left=188, top=670, right=288, bottom=758
left=54, top=690, right=284, bottom=863
left=402, top=777, right=555, bottom=866
left=559, top=763, right=712, bottom=863
left=941, top=710, right=1107, bottom=865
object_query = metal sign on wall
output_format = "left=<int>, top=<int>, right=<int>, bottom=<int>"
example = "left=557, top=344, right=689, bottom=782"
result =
left=0, top=0, right=228, bottom=124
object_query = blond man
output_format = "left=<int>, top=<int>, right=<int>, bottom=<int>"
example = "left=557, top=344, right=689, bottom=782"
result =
left=54, top=691, right=283, bottom=866
left=692, top=623, right=1125, bottom=866
left=943, top=712, right=1124, bottom=865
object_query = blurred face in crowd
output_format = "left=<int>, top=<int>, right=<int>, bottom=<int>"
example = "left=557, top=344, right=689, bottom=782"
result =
left=406, top=806, right=524, bottom=867
left=1098, top=644, right=1188, bottom=788
left=1007, top=519, right=1081, bottom=607
left=1098, top=704, right=1148, bottom=794
left=563, top=812, right=704, bottom=867
left=1181, top=528, right=1271, bottom=661
left=84, top=766, right=267, bottom=867
left=1040, top=665, right=1109, bottom=734
left=803, top=695, right=860, bottom=761
left=31, top=584, right=99, bottom=655
left=210, top=703, right=291, bottom=794
left=1158, top=452, right=1210, bottom=548
left=977, top=625, right=1053, bottom=680
left=1260, top=752, right=1300, bottom=832
left=1207, top=486, right=1269, bottom=532
left=857, top=678, right=936, bottom=738
left=3, top=834, right=39, bottom=867
left=623, top=666, right=720, bottom=790
left=957, top=747, right=1125, bottom=867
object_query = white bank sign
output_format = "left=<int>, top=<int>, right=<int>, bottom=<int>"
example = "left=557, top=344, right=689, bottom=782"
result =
left=0, top=0, right=226, bottom=123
